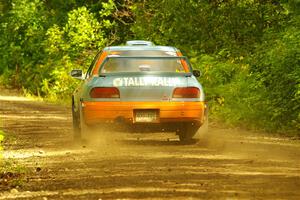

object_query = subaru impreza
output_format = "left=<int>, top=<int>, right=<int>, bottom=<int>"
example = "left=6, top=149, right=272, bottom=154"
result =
left=71, top=40, right=208, bottom=142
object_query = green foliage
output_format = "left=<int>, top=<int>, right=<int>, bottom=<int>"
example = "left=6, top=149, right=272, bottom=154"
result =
left=0, top=0, right=131, bottom=101
left=131, top=0, right=287, bottom=55
left=250, top=16, right=300, bottom=131
left=0, top=0, right=47, bottom=89
left=41, top=5, right=110, bottom=100
left=64, top=6, right=106, bottom=51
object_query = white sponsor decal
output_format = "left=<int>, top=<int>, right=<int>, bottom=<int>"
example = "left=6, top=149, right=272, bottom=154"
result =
left=113, top=77, right=180, bottom=87
left=165, top=51, right=177, bottom=56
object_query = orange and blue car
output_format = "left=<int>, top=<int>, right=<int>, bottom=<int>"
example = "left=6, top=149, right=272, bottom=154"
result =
left=70, top=40, right=208, bottom=142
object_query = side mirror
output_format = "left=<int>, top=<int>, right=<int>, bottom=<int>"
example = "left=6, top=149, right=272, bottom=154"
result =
left=70, top=69, right=84, bottom=80
left=193, top=69, right=201, bottom=77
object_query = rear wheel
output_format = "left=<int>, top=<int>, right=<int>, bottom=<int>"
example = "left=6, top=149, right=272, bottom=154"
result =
left=72, top=103, right=81, bottom=142
left=177, top=122, right=200, bottom=142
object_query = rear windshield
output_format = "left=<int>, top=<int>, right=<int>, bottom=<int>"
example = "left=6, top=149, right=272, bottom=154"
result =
left=99, top=57, right=190, bottom=74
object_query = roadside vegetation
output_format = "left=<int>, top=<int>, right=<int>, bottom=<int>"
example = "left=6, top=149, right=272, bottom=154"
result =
left=0, top=0, right=299, bottom=134
left=0, top=130, right=3, bottom=156
left=0, top=128, right=26, bottom=190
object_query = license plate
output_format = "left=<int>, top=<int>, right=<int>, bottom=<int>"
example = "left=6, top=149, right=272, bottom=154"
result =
left=134, top=110, right=159, bottom=123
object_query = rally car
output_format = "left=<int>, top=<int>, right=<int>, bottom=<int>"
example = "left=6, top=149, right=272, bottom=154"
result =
left=70, top=40, right=208, bottom=142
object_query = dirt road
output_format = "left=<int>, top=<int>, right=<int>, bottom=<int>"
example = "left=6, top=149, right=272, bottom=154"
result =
left=0, top=93, right=300, bottom=199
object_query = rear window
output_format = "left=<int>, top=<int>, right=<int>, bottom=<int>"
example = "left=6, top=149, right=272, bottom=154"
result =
left=100, top=57, right=190, bottom=74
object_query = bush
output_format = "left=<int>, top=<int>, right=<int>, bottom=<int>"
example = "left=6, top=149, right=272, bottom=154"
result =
left=250, top=17, right=300, bottom=131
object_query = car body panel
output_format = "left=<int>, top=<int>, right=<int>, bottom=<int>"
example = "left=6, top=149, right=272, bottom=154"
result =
left=82, top=101, right=206, bottom=125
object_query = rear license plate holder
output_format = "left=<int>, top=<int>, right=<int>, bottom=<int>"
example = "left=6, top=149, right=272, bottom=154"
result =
left=134, top=109, right=159, bottom=123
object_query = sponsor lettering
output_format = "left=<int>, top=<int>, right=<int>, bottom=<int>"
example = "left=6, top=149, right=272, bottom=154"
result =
left=113, top=77, right=180, bottom=87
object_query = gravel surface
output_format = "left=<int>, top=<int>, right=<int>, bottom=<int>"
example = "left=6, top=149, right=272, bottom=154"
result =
left=0, top=94, right=300, bottom=199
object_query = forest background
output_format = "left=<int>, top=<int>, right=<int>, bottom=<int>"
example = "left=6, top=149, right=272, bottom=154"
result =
left=0, top=0, right=299, bottom=134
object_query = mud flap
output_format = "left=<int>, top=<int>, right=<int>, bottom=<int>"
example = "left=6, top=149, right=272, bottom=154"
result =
left=194, top=103, right=209, bottom=139
left=72, top=103, right=81, bottom=142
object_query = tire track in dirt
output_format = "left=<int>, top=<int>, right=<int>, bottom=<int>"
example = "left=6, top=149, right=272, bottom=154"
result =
left=0, top=94, right=300, bottom=199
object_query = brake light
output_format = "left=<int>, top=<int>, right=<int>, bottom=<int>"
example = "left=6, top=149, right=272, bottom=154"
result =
left=90, top=87, right=120, bottom=98
left=172, top=87, right=200, bottom=98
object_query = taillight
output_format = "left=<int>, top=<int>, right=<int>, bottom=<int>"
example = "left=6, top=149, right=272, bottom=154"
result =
left=90, top=87, right=120, bottom=98
left=172, top=87, right=200, bottom=98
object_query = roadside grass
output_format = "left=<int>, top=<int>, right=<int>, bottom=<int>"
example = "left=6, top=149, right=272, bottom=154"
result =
left=0, top=159, right=27, bottom=189
left=0, top=130, right=3, bottom=157
left=21, top=85, right=71, bottom=106
left=0, top=130, right=27, bottom=190
left=1, top=84, right=70, bottom=107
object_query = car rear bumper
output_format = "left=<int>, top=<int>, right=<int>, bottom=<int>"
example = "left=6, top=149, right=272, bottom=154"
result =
left=82, top=101, right=207, bottom=126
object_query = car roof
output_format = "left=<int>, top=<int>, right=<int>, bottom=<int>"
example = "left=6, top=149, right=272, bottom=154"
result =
left=103, top=40, right=179, bottom=52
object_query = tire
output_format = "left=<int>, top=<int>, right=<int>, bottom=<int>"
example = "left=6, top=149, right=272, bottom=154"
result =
left=177, top=122, right=200, bottom=142
left=177, top=107, right=209, bottom=142
left=72, top=102, right=81, bottom=142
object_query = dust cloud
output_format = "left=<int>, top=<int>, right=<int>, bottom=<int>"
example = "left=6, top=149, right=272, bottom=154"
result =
left=198, top=127, right=300, bottom=162
left=79, top=127, right=182, bottom=157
